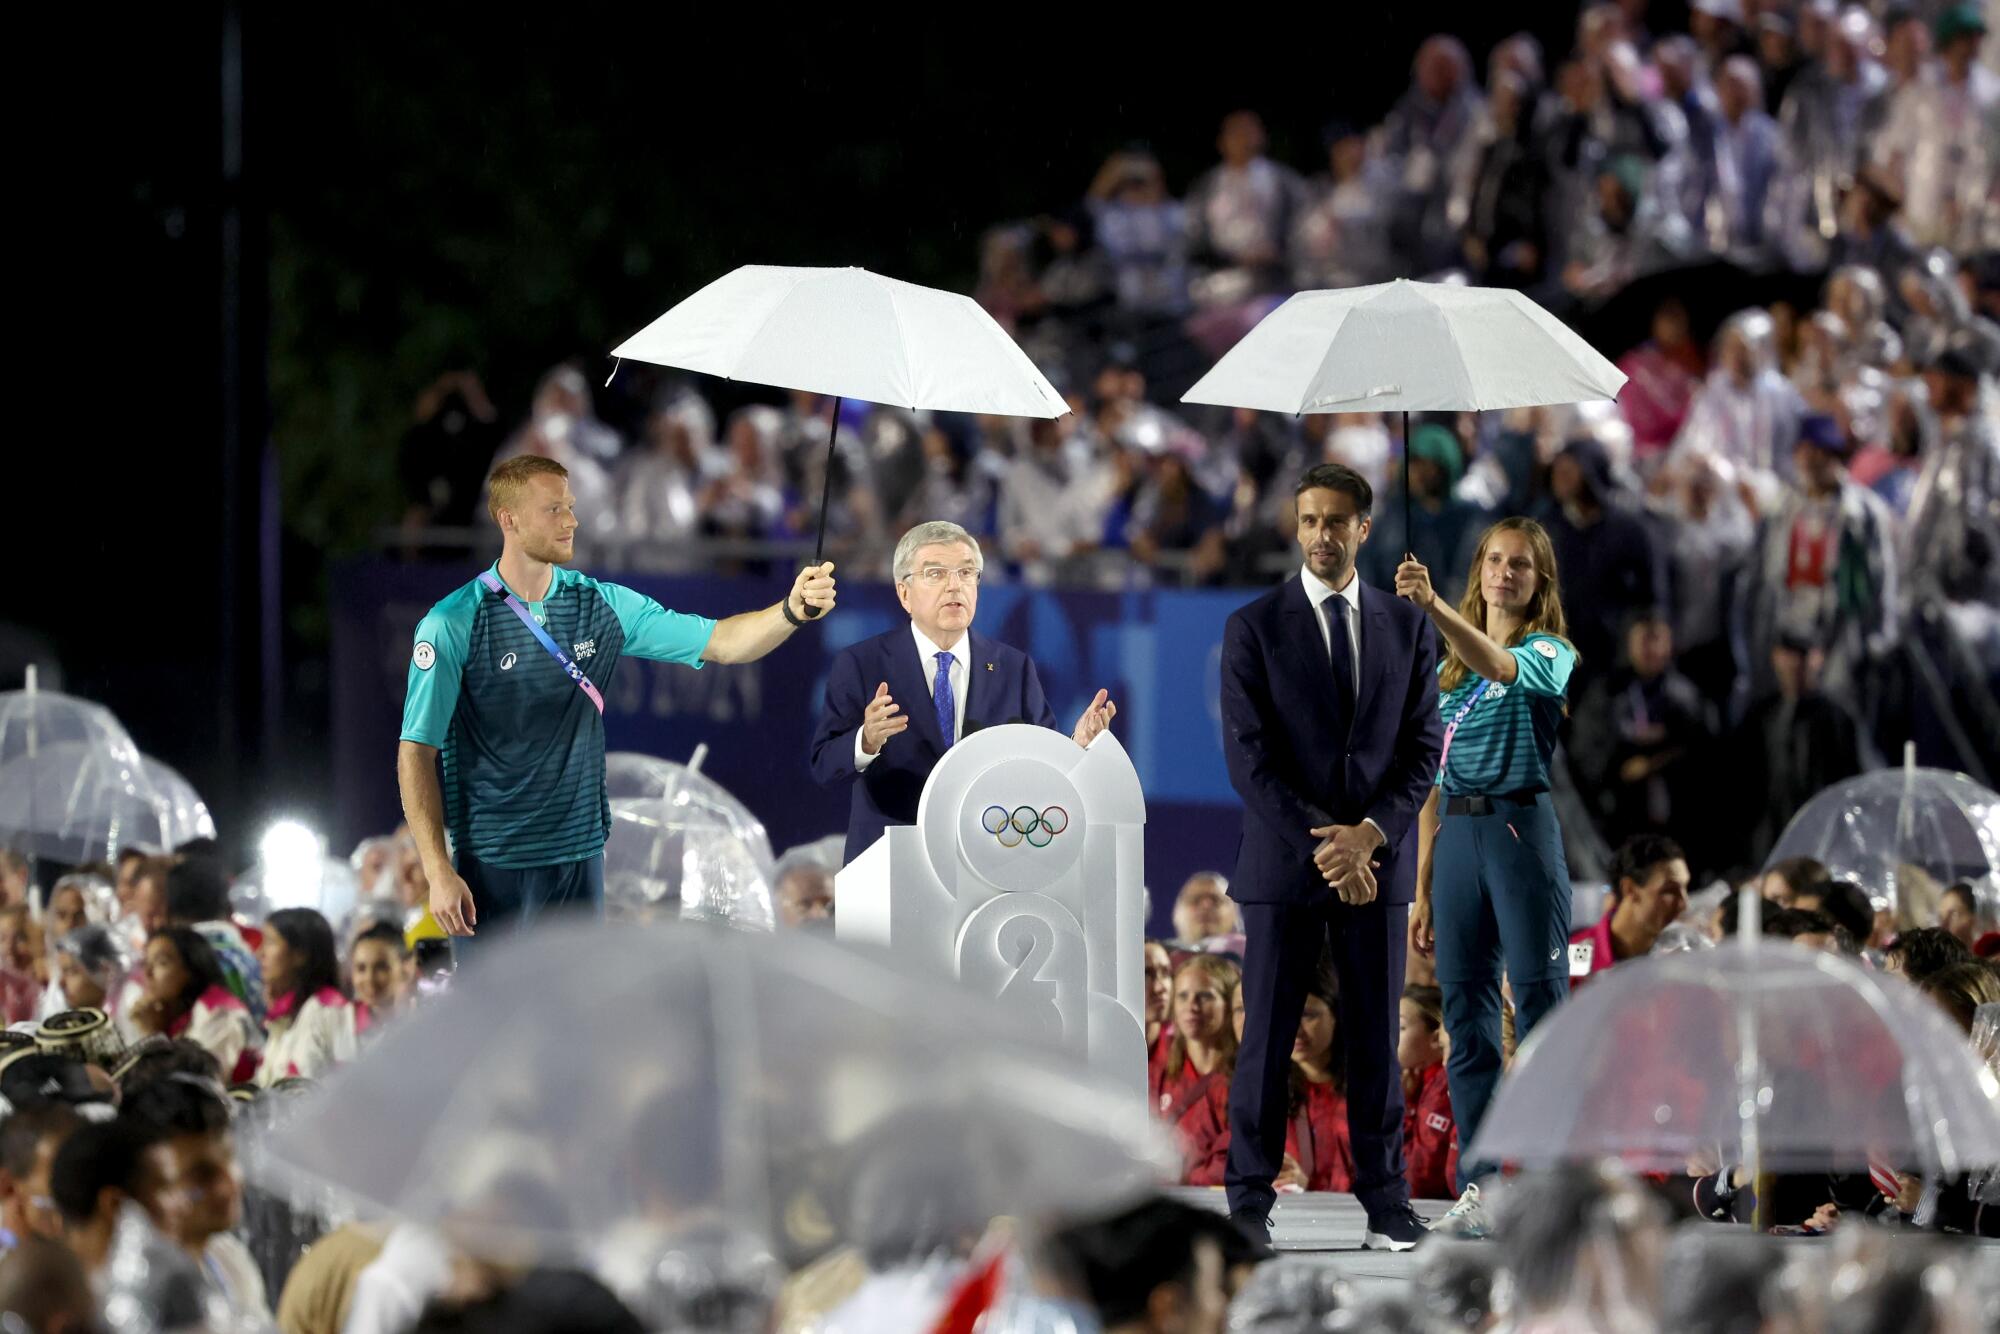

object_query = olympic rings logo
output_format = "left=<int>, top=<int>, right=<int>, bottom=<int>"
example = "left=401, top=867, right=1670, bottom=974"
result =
left=981, top=804, right=1070, bottom=848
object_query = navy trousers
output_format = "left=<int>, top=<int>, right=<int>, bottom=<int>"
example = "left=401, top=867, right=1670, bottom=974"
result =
left=454, top=852, right=604, bottom=967
left=1429, top=794, right=1571, bottom=1191
left=1227, top=897, right=1412, bottom=1220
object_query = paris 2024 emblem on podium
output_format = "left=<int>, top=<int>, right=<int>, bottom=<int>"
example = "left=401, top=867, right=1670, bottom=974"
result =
left=836, top=724, right=1148, bottom=1105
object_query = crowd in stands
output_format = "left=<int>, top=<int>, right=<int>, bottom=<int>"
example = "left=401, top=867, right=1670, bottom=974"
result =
left=398, top=2, right=1998, bottom=886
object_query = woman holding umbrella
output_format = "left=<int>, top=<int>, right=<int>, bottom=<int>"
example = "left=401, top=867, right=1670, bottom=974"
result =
left=1397, top=517, right=1578, bottom=1238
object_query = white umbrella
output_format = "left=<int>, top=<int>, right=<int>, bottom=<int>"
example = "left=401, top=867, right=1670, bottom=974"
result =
left=611, top=266, right=1068, bottom=604
left=1182, top=278, right=1626, bottom=537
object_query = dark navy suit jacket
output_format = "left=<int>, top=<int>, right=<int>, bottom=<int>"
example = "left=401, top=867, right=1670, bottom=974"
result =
left=810, top=626, right=1060, bottom=865
left=1220, top=575, right=1443, bottom=905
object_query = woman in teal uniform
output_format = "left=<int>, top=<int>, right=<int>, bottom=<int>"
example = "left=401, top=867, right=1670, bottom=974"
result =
left=1395, top=516, right=1578, bottom=1237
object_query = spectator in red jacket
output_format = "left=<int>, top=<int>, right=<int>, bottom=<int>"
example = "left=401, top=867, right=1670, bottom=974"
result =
left=1280, top=968, right=1354, bottom=1193
left=1568, top=834, right=1692, bottom=989
left=1399, top=984, right=1457, bottom=1200
left=1148, top=955, right=1239, bottom=1185
left=1144, top=940, right=1175, bottom=1069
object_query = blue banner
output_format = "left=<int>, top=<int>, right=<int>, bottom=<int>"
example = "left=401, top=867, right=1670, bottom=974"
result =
left=331, top=560, right=1260, bottom=935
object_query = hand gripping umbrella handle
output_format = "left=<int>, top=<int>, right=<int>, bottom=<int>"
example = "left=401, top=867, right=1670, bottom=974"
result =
left=804, top=395, right=844, bottom=619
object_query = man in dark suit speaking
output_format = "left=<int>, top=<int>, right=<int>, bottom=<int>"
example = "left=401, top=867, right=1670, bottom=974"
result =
left=1221, top=463, right=1443, bottom=1251
left=810, top=520, right=1117, bottom=864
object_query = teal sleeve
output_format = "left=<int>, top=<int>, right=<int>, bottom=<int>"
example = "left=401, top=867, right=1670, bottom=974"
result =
left=1508, top=635, right=1577, bottom=698
left=400, top=605, right=470, bottom=747
left=599, top=581, right=716, bottom=667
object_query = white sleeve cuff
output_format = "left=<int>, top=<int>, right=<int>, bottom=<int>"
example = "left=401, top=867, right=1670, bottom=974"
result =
left=854, top=730, right=879, bottom=771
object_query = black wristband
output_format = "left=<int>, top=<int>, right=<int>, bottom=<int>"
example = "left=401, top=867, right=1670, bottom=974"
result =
left=781, top=596, right=808, bottom=628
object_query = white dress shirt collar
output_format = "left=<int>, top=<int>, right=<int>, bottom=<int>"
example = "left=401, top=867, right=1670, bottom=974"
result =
left=911, top=624, right=969, bottom=665
left=1299, top=564, right=1363, bottom=618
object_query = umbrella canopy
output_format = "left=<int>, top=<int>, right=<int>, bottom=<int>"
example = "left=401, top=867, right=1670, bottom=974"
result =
left=1768, top=767, right=2000, bottom=917
left=137, top=754, right=216, bottom=848
left=611, top=266, right=1068, bottom=418
left=0, top=739, right=168, bottom=862
left=1466, top=936, right=2000, bottom=1176
left=250, top=921, right=1174, bottom=1284
left=1181, top=277, right=1626, bottom=415
left=602, top=753, right=775, bottom=928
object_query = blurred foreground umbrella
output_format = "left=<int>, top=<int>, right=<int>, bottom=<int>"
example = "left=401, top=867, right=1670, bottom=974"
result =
left=1183, top=277, right=1625, bottom=539
left=0, top=668, right=164, bottom=862
left=250, top=920, right=1174, bottom=1303
left=1768, top=753, right=1999, bottom=920
left=1467, top=914, right=2000, bottom=1199
left=603, top=749, right=775, bottom=928
left=610, top=266, right=1068, bottom=603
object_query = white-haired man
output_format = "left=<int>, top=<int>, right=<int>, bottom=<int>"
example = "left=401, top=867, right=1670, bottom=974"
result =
left=809, top=521, right=1117, bottom=864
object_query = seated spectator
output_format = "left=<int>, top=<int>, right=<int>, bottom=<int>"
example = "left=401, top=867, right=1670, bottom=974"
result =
left=1361, top=424, right=1486, bottom=608
left=1758, top=855, right=1829, bottom=908
left=1789, top=878, right=1876, bottom=953
left=1561, top=155, right=1699, bottom=301
left=1292, top=121, right=1395, bottom=291
left=1281, top=970, right=1353, bottom=1194
left=1127, top=450, right=1228, bottom=585
left=52, top=925, right=126, bottom=1015
left=165, top=856, right=266, bottom=1026
left=1741, top=412, right=1899, bottom=711
left=1569, top=835, right=1693, bottom=988
left=1917, top=959, right=2000, bottom=1034
left=1538, top=437, right=1666, bottom=692
left=0, top=1234, right=94, bottom=1332
left=1870, top=3, right=1998, bottom=253
left=1151, top=956, right=1238, bottom=1186
left=1492, top=1165, right=1668, bottom=1330
left=42, top=871, right=114, bottom=940
left=1617, top=299, right=1705, bottom=464
left=1143, top=941, right=1174, bottom=1068
left=0, top=904, right=42, bottom=1023
left=113, top=1037, right=224, bottom=1098
left=126, top=928, right=261, bottom=1084
left=122, top=1076, right=272, bottom=1324
left=1457, top=70, right=1550, bottom=287
left=1185, top=110, right=1307, bottom=312
left=1570, top=614, right=1716, bottom=852
left=1169, top=873, right=1240, bottom=949
left=1040, top=1196, right=1250, bottom=1334
left=1382, top=35, right=1483, bottom=274
left=1884, top=926, right=1975, bottom=984
left=257, top=908, right=357, bottom=1086
left=349, top=921, right=413, bottom=1034
left=0, top=850, right=28, bottom=909
left=1398, top=985, right=1456, bottom=1202
left=772, top=855, right=835, bottom=931
left=1761, top=906, right=1840, bottom=950
left=1672, top=309, right=1804, bottom=503
left=0, top=1102, right=83, bottom=1248
left=1937, top=882, right=1985, bottom=949
left=1087, top=148, right=1192, bottom=319
left=1731, top=634, right=1866, bottom=869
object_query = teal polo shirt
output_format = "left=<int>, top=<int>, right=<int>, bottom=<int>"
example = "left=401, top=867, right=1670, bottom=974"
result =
left=1435, top=632, right=1577, bottom=797
left=400, top=564, right=716, bottom=868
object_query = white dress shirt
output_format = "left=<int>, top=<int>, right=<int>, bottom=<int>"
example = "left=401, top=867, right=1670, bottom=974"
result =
left=1299, top=563, right=1363, bottom=695
left=1298, top=564, right=1385, bottom=846
left=854, top=624, right=970, bottom=770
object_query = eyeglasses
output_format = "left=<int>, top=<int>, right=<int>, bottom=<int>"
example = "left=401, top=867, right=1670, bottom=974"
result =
left=908, top=566, right=982, bottom=587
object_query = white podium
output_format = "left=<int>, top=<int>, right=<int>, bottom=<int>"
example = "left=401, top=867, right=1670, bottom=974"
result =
left=837, top=724, right=1148, bottom=1104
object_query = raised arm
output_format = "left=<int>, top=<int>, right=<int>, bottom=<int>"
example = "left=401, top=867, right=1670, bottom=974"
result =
left=1395, top=558, right=1518, bottom=684
left=700, top=564, right=837, bottom=665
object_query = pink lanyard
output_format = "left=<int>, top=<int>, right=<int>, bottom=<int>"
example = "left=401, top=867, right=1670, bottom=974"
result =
left=1437, top=679, right=1492, bottom=782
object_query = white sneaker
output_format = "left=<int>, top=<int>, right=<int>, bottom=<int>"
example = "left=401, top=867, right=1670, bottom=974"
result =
left=1429, top=1182, right=1494, bottom=1239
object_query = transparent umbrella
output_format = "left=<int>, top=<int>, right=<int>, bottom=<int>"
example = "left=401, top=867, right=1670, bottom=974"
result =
left=248, top=920, right=1174, bottom=1317
left=602, top=750, right=775, bottom=929
left=137, top=754, right=216, bottom=847
left=0, top=738, right=168, bottom=862
left=1766, top=760, right=2000, bottom=919
left=1466, top=923, right=2000, bottom=1180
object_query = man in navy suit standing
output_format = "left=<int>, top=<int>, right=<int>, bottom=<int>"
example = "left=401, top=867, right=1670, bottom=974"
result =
left=810, top=520, right=1117, bottom=864
left=1222, top=463, right=1442, bottom=1251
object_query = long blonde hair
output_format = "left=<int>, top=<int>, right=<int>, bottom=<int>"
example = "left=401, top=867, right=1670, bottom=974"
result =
left=1438, top=516, right=1576, bottom=695
left=1166, top=954, right=1240, bottom=1081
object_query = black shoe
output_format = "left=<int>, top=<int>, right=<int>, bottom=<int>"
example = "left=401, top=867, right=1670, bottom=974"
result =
left=1228, top=1209, right=1273, bottom=1249
left=1361, top=1203, right=1429, bottom=1252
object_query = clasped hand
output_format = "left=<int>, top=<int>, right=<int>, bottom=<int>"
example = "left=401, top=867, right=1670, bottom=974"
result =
left=1309, top=821, right=1384, bottom=904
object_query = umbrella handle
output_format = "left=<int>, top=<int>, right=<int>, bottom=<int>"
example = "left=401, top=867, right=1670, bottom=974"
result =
left=804, top=396, right=844, bottom=618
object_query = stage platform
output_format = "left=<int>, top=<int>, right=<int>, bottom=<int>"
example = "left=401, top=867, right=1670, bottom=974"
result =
left=1169, top=1188, right=1418, bottom=1299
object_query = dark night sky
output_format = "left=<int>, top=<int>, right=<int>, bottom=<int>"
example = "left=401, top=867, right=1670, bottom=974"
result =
left=20, top=3, right=1602, bottom=856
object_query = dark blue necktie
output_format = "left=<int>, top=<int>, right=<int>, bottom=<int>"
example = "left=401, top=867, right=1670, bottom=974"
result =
left=1325, top=595, right=1355, bottom=721
left=934, top=650, right=956, bottom=749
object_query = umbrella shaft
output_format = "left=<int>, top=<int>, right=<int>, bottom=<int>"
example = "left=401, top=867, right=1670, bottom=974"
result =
left=804, top=396, right=843, bottom=618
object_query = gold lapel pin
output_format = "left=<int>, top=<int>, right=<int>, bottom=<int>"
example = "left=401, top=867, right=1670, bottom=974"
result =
left=986, top=663, right=994, bottom=671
